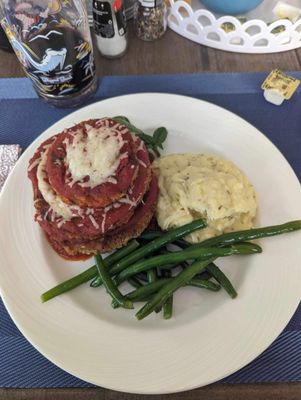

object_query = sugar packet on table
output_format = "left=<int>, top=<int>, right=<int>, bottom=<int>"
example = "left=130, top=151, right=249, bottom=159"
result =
left=0, top=145, right=22, bottom=192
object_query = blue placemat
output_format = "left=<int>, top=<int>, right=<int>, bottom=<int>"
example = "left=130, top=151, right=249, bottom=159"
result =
left=0, top=73, right=300, bottom=388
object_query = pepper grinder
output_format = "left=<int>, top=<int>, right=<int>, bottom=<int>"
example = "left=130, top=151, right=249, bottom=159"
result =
left=133, top=0, right=166, bottom=41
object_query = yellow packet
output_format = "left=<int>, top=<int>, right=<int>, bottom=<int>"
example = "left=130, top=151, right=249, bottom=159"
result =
left=261, top=69, right=300, bottom=100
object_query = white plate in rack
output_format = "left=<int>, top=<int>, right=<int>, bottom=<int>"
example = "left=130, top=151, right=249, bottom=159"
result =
left=0, top=93, right=300, bottom=394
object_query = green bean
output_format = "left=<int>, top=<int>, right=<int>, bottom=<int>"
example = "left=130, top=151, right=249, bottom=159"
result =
left=90, top=276, right=102, bottom=288
left=41, top=266, right=98, bottom=303
left=162, top=270, right=173, bottom=319
left=135, top=272, right=148, bottom=282
left=181, top=261, right=218, bottom=284
left=92, top=220, right=206, bottom=288
left=179, top=261, right=190, bottom=270
left=174, top=239, right=190, bottom=249
left=103, top=241, right=140, bottom=265
left=111, top=275, right=222, bottom=309
left=157, top=263, right=178, bottom=271
left=163, top=295, right=173, bottom=319
left=136, top=258, right=216, bottom=320
left=109, top=219, right=207, bottom=277
left=133, top=296, right=153, bottom=303
left=160, top=268, right=170, bottom=278
left=90, top=276, right=103, bottom=288
left=206, top=263, right=237, bottom=298
left=127, top=277, right=143, bottom=289
left=116, top=243, right=262, bottom=284
left=188, top=278, right=221, bottom=291
left=159, top=271, right=220, bottom=291
left=194, top=271, right=212, bottom=280
left=140, top=231, right=163, bottom=241
left=147, top=269, right=157, bottom=283
left=95, top=254, right=133, bottom=309
left=41, top=240, right=139, bottom=302
left=111, top=278, right=171, bottom=308
left=90, top=240, right=140, bottom=288
left=198, top=221, right=301, bottom=248
left=182, top=262, right=214, bottom=281
left=41, top=220, right=205, bottom=302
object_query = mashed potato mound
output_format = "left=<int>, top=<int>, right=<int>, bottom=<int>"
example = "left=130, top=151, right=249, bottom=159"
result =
left=152, top=153, right=257, bottom=243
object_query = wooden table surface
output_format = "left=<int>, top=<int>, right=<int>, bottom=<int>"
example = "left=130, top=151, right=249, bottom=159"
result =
left=1, top=24, right=301, bottom=76
left=0, top=23, right=301, bottom=400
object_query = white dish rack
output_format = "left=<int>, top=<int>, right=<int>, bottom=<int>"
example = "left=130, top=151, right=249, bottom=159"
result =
left=167, top=0, right=301, bottom=53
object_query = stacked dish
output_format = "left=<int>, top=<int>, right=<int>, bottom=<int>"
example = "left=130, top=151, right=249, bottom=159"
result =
left=27, top=117, right=158, bottom=260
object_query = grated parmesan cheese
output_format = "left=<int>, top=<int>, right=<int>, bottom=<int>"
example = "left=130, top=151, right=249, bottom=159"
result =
left=57, top=219, right=65, bottom=229
left=28, top=157, right=41, bottom=172
left=89, top=214, right=100, bottom=229
left=118, top=195, right=137, bottom=208
left=101, top=212, right=107, bottom=233
left=137, top=139, right=145, bottom=152
left=137, top=158, right=147, bottom=169
left=37, top=149, right=74, bottom=220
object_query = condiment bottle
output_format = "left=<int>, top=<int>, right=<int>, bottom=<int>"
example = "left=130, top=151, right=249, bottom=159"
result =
left=134, top=0, right=166, bottom=41
left=93, top=0, right=128, bottom=58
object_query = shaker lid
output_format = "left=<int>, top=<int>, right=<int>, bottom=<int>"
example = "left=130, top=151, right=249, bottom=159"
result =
left=138, top=0, right=162, bottom=8
left=113, top=0, right=123, bottom=12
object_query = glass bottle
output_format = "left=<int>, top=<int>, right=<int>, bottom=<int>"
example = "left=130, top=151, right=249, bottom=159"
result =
left=133, top=0, right=166, bottom=41
left=0, top=0, right=97, bottom=107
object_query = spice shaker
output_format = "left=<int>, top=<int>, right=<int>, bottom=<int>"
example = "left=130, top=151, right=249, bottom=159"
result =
left=134, top=0, right=166, bottom=41
left=93, top=0, right=128, bottom=58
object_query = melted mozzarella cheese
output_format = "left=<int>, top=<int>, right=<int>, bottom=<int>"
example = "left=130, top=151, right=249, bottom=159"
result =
left=65, top=126, right=124, bottom=188
left=37, top=149, right=73, bottom=220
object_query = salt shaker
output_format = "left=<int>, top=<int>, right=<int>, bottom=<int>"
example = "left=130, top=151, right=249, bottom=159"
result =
left=93, top=0, right=128, bottom=58
left=134, top=0, right=166, bottom=41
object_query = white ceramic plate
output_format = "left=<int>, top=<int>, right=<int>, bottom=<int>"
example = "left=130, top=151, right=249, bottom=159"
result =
left=0, top=93, right=300, bottom=394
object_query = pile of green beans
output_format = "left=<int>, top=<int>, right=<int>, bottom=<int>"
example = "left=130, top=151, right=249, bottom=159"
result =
left=41, top=219, right=206, bottom=302
left=41, top=219, right=301, bottom=321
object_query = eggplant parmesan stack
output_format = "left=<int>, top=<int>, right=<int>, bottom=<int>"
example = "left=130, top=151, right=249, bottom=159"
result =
left=28, top=118, right=158, bottom=260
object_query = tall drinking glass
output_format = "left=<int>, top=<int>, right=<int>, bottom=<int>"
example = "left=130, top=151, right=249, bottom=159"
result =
left=0, top=0, right=97, bottom=107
